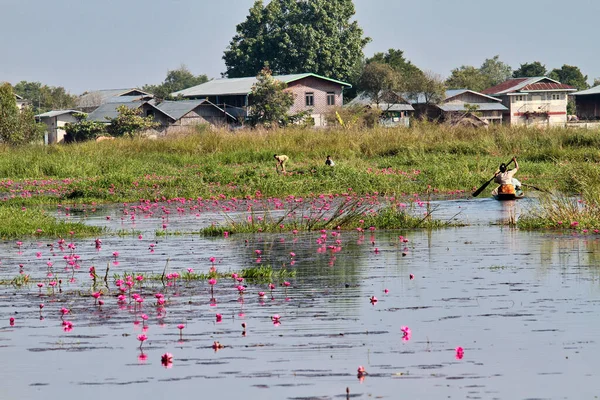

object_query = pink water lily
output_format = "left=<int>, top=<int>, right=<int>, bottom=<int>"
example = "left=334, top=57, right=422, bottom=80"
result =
left=455, top=346, right=464, bottom=360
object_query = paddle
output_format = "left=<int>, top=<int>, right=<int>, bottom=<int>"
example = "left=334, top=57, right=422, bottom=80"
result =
left=472, top=159, right=513, bottom=197
left=521, top=183, right=550, bottom=193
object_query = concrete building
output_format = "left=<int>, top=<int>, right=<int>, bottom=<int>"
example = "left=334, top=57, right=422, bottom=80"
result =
left=173, top=73, right=352, bottom=127
left=481, top=77, right=576, bottom=126
left=36, top=110, right=80, bottom=144
left=15, top=93, right=28, bottom=110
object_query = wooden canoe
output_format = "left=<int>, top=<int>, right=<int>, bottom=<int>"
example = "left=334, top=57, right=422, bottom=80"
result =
left=491, top=186, right=525, bottom=201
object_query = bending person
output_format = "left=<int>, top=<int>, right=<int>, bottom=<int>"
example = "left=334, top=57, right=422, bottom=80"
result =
left=274, top=154, right=289, bottom=174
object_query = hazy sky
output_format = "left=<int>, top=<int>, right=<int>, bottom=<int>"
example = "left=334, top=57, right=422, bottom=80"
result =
left=2, top=0, right=598, bottom=94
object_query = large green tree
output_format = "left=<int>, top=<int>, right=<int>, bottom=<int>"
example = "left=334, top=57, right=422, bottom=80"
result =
left=0, top=83, right=45, bottom=145
left=357, top=62, right=402, bottom=106
left=13, top=81, right=76, bottom=114
left=366, top=49, right=423, bottom=81
left=143, top=65, right=208, bottom=99
left=248, top=66, right=295, bottom=127
left=480, top=55, right=512, bottom=86
left=0, top=83, right=20, bottom=144
left=512, top=61, right=547, bottom=78
left=549, top=65, right=589, bottom=90
left=446, top=66, right=491, bottom=92
left=223, top=0, right=370, bottom=82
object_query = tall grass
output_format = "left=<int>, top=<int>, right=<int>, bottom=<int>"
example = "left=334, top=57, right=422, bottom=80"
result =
left=0, top=206, right=103, bottom=238
left=0, top=124, right=598, bottom=205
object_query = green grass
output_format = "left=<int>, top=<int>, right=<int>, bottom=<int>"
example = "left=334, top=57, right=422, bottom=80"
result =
left=200, top=200, right=464, bottom=236
left=0, top=124, right=598, bottom=207
left=0, top=206, right=103, bottom=238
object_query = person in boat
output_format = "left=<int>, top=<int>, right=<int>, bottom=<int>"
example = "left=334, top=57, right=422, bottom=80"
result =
left=274, top=154, right=289, bottom=174
left=494, top=157, right=521, bottom=194
left=325, top=155, right=335, bottom=166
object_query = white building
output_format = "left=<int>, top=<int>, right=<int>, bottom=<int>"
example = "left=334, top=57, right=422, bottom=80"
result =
left=482, top=77, right=576, bottom=126
left=36, top=110, right=80, bottom=144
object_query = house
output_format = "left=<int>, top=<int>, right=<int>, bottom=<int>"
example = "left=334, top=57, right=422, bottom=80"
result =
left=481, top=77, right=576, bottom=126
left=346, top=91, right=414, bottom=127
left=87, top=99, right=235, bottom=134
left=408, top=89, right=507, bottom=125
left=76, top=88, right=153, bottom=113
left=571, top=85, right=600, bottom=120
left=15, top=93, right=28, bottom=110
left=35, top=110, right=81, bottom=144
left=173, top=73, right=352, bottom=127
left=154, top=100, right=237, bottom=133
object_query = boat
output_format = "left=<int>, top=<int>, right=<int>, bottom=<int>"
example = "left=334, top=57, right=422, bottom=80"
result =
left=491, top=186, right=525, bottom=201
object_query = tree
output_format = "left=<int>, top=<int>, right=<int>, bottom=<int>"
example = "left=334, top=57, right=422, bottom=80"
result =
left=248, top=66, right=295, bottom=127
left=446, top=66, right=491, bottom=92
left=407, top=70, right=446, bottom=105
left=366, top=49, right=423, bottom=81
left=64, top=113, right=107, bottom=143
left=593, top=78, right=600, bottom=88
left=357, top=62, right=402, bottom=106
left=223, top=0, right=370, bottom=82
left=512, top=61, right=547, bottom=78
left=18, top=106, right=46, bottom=144
left=143, top=65, right=208, bottom=99
left=13, top=81, right=76, bottom=114
left=480, top=55, right=512, bottom=86
left=0, top=83, right=21, bottom=144
left=549, top=65, right=589, bottom=91
left=106, top=106, right=160, bottom=138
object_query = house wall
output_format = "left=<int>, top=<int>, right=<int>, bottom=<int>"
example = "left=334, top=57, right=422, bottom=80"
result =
left=506, top=92, right=569, bottom=126
left=42, top=114, right=79, bottom=144
left=444, top=93, right=504, bottom=124
left=161, top=105, right=231, bottom=135
left=286, top=77, right=344, bottom=126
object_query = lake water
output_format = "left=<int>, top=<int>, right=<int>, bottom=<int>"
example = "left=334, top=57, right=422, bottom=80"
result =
left=1, top=196, right=599, bottom=400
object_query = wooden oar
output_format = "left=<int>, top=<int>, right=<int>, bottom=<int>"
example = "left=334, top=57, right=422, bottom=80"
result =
left=521, top=183, right=550, bottom=193
left=472, top=159, right=513, bottom=197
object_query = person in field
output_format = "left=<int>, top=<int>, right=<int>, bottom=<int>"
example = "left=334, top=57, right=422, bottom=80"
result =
left=325, top=155, right=335, bottom=166
left=494, top=157, right=521, bottom=194
left=274, top=154, right=289, bottom=173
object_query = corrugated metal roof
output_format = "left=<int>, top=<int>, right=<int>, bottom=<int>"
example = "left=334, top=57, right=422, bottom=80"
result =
left=444, top=89, right=502, bottom=103
left=481, top=77, right=573, bottom=95
left=87, top=101, right=143, bottom=122
left=174, top=73, right=351, bottom=97
left=155, top=100, right=207, bottom=120
left=572, top=85, right=600, bottom=96
left=440, top=103, right=508, bottom=112
left=36, top=110, right=81, bottom=118
left=77, top=89, right=153, bottom=107
left=521, top=82, right=575, bottom=91
left=346, top=92, right=414, bottom=111
left=106, top=95, right=152, bottom=103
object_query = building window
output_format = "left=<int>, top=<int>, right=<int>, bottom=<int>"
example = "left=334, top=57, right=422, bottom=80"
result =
left=327, top=92, right=335, bottom=106
left=305, top=92, right=314, bottom=107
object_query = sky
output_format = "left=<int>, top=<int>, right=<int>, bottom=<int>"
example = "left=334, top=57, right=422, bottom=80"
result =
left=2, top=0, right=599, bottom=94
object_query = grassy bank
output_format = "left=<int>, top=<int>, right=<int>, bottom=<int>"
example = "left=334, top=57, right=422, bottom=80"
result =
left=0, top=124, right=598, bottom=206
left=0, top=206, right=103, bottom=239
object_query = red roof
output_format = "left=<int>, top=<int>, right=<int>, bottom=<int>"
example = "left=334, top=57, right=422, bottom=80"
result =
left=521, top=82, right=575, bottom=91
left=481, top=78, right=528, bottom=95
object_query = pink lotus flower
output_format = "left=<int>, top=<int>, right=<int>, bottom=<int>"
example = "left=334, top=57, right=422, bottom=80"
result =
left=283, top=281, right=290, bottom=287
left=384, top=289, right=389, bottom=294
left=9, top=317, right=14, bottom=326
left=137, top=334, right=148, bottom=348
left=258, top=291, right=266, bottom=298
left=271, top=314, right=281, bottom=326
left=370, top=296, right=378, bottom=304
left=216, top=313, right=222, bottom=323
left=209, top=257, right=216, bottom=263
left=409, top=274, right=414, bottom=280
left=357, top=365, right=367, bottom=376
left=208, top=278, right=217, bottom=285
left=62, top=320, right=73, bottom=332
left=161, top=352, right=173, bottom=368
left=289, top=252, right=296, bottom=257
left=455, top=346, right=464, bottom=360
left=401, top=326, right=411, bottom=341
